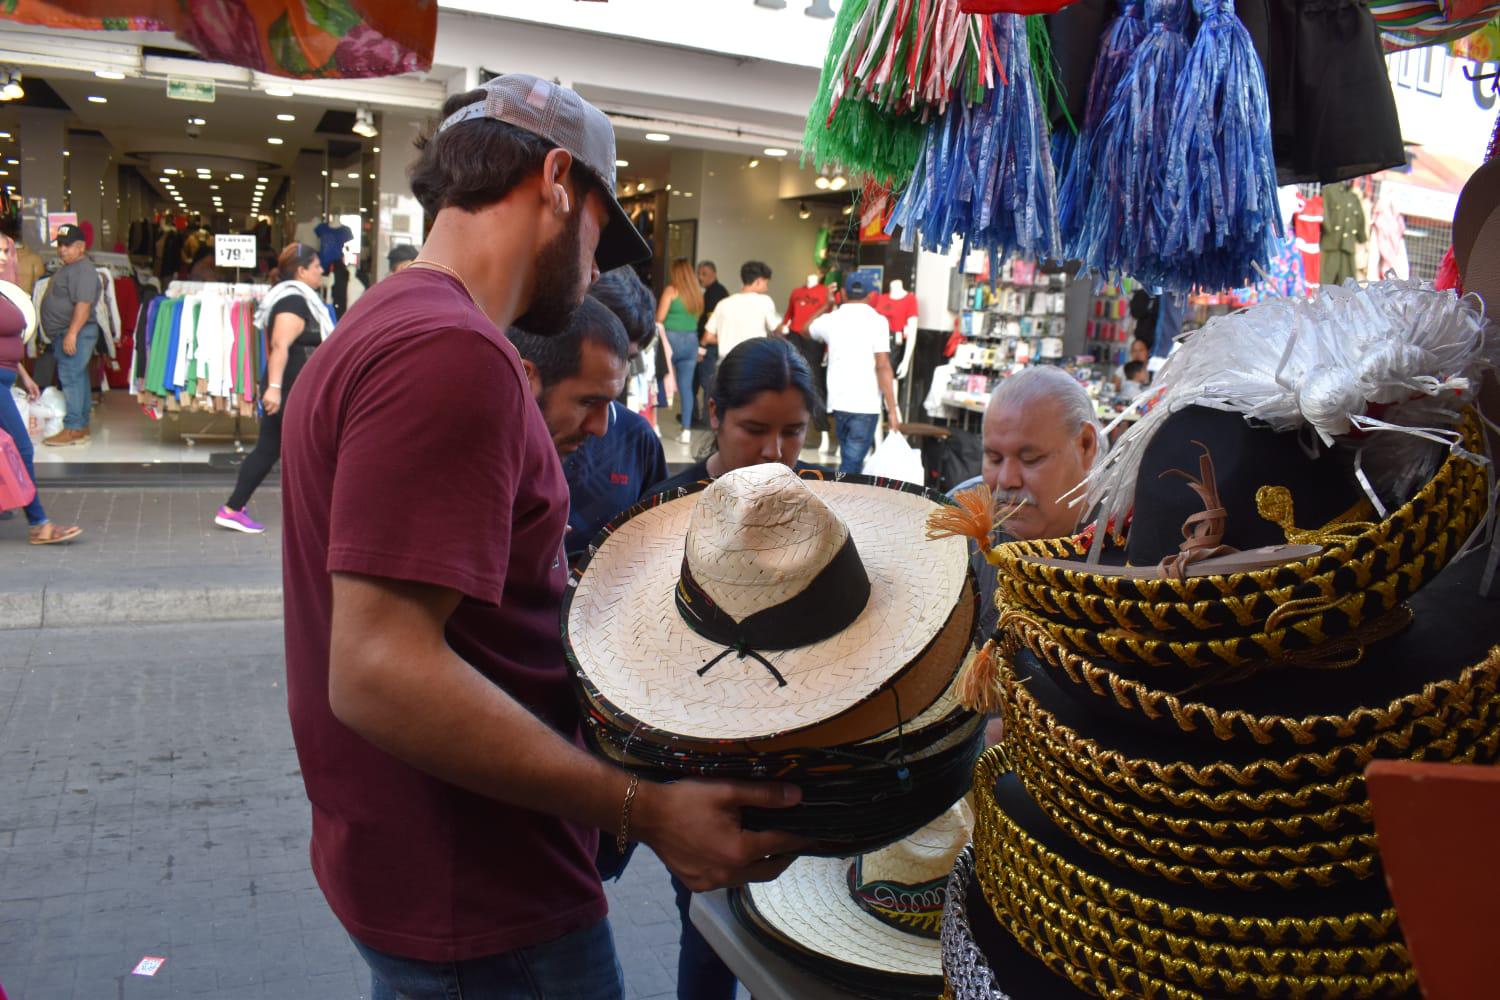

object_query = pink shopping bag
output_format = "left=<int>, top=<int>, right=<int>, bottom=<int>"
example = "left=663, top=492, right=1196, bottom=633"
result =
left=0, top=431, right=35, bottom=511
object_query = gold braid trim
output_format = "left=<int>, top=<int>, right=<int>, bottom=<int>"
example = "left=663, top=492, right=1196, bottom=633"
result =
left=1001, top=609, right=1500, bottom=747
left=1009, top=745, right=1381, bottom=881
left=976, top=851, right=1416, bottom=998
left=1001, top=659, right=1500, bottom=813
left=970, top=748, right=1403, bottom=948
left=991, top=449, right=1481, bottom=641
left=991, top=413, right=1484, bottom=605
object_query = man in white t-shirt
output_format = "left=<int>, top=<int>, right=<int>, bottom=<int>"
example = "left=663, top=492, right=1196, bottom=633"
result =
left=809, top=274, right=901, bottom=475
left=704, top=260, right=781, bottom=359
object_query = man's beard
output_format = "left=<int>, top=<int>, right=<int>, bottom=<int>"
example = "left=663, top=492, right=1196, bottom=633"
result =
left=514, top=207, right=585, bottom=336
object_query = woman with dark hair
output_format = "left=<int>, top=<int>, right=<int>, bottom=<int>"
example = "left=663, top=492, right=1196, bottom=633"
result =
left=214, top=242, right=329, bottom=534
left=647, top=334, right=825, bottom=1000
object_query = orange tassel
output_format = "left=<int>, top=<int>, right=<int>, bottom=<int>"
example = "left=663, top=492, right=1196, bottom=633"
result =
left=927, top=485, right=997, bottom=553
left=957, top=639, right=1003, bottom=715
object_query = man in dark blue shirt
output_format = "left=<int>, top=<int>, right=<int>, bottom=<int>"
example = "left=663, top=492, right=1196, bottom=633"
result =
left=509, top=269, right=669, bottom=563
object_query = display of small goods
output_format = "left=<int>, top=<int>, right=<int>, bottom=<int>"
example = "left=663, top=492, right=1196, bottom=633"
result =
left=955, top=255, right=1067, bottom=378
left=1084, top=279, right=1137, bottom=369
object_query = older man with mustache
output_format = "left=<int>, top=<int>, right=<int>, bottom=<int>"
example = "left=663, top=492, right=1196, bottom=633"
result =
left=953, top=366, right=1104, bottom=639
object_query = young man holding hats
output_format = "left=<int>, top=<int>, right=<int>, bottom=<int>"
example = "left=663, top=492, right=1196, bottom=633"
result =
left=280, top=75, right=806, bottom=999
left=37, top=223, right=100, bottom=447
left=810, top=274, right=902, bottom=474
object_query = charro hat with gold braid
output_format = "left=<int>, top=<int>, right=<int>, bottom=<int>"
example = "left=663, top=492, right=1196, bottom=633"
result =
left=936, top=280, right=1500, bottom=1000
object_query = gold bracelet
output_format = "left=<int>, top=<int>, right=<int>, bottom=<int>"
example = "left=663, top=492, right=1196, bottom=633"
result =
left=617, top=774, right=640, bottom=853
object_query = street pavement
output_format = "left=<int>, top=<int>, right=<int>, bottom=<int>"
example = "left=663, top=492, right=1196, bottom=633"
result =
left=0, top=619, right=693, bottom=1000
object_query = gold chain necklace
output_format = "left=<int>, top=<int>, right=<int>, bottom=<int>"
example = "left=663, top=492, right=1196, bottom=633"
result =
left=409, top=259, right=476, bottom=306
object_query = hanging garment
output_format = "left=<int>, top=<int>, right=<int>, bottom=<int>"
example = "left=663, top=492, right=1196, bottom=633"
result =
left=1371, top=193, right=1410, bottom=281
left=1319, top=182, right=1365, bottom=287
left=1292, top=193, right=1323, bottom=288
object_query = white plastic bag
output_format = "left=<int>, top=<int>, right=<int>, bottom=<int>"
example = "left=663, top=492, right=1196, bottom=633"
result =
left=29, top=386, right=65, bottom=441
left=861, top=430, right=924, bottom=485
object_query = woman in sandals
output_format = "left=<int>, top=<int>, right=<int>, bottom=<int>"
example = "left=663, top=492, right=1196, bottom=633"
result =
left=214, top=243, right=331, bottom=534
left=0, top=280, right=82, bottom=544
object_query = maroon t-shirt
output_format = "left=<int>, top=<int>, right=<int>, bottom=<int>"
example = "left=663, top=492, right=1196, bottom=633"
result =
left=280, top=267, right=605, bottom=961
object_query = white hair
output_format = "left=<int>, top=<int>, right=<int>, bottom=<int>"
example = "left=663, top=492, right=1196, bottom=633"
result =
left=987, top=366, right=1107, bottom=471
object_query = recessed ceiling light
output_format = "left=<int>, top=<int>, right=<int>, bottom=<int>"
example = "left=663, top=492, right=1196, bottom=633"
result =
left=330, top=182, right=339, bottom=188
left=6, top=158, right=18, bottom=165
left=265, top=85, right=294, bottom=97
left=372, top=147, right=380, bottom=153
left=0, top=132, right=11, bottom=139
left=347, top=171, right=359, bottom=179
left=196, top=167, right=211, bottom=174
left=267, top=137, right=283, bottom=145
left=644, top=133, right=670, bottom=142
left=229, top=173, right=244, bottom=180
left=763, top=147, right=789, bottom=157
left=188, top=117, right=206, bottom=126
left=320, top=170, right=327, bottom=177
left=616, top=159, right=629, bottom=168
left=87, top=95, right=107, bottom=104
left=209, top=184, right=220, bottom=190
left=164, top=168, right=178, bottom=175
left=158, top=176, right=170, bottom=183
left=61, top=151, right=69, bottom=157
left=94, top=70, right=126, bottom=80
left=276, top=113, right=295, bottom=122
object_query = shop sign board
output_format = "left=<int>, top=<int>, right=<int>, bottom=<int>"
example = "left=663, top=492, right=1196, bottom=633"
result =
left=45, top=212, right=77, bottom=242
left=215, top=234, right=257, bottom=269
left=167, top=78, right=216, bottom=103
left=1387, top=51, right=1494, bottom=166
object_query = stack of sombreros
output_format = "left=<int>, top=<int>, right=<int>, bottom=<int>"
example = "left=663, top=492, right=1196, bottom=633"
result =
left=932, top=279, right=1500, bottom=998
left=730, top=798, right=975, bottom=999
left=563, top=463, right=982, bottom=855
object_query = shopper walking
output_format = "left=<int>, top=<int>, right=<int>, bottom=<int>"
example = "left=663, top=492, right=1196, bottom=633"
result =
left=657, top=256, right=703, bottom=444
left=37, top=225, right=100, bottom=447
left=694, top=260, right=730, bottom=416
left=809, top=274, right=901, bottom=475
left=704, top=260, right=781, bottom=359
left=214, top=243, right=330, bottom=534
left=0, top=281, right=81, bottom=544
left=279, top=75, right=805, bottom=1000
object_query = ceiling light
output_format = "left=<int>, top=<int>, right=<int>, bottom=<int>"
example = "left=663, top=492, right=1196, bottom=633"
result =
left=0, top=132, right=10, bottom=139
left=94, top=69, right=126, bottom=80
left=320, top=170, right=327, bottom=177
left=5, top=158, right=17, bottom=165
left=61, top=150, right=68, bottom=157
left=372, top=147, right=380, bottom=153
left=842, top=203, right=854, bottom=216
left=229, top=173, right=243, bottom=180
left=163, top=168, right=178, bottom=175
left=351, top=107, right=378, bottom=139
left=814, top=175, right=831, bottom=191
left=798, top=202, right=811, bottom=220
left=0, top=171, right=8, bottom=178
left=683, top=192, right=694, bottom=198
left=87, top=95, right=107, bottom=104
left=830, top=174, right=848, bottom=191
left=256, top=176, right=268, bottom=182
left=330, top=181, right=339, bottom=188
left=3, top=75, right=24, bottom=101
left=764, top=147, right=789, bottom=158
left=616, top=159, right=629, bottom=168
left=747, top=157, right=760, bottom=169
left=644, top=132, right=670, bottom=142
left=359, top=206, right=368, bottom=213
left=267, top=137, right=284, bottom=145
left=276, top=113, right=295, bottom=122
left=265, top=84, right=294, bottom=97
left=196, top=167, right=211, bottom=174
left=209, top=184, right=220, bottom=190
left=367, top=173, right=375, bottom=180
left=347, top=171, right=359, bottom=179
left=665, top=183, right=672, bottom=191
left=188, top=116, right=206, bottom=126
left=158, top=176, right=170, bottom=183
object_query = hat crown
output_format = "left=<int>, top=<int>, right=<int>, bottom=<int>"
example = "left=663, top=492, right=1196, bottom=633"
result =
left=857, top=798, right=973, bottom=891
left=685, top=464, right=850, bottom=622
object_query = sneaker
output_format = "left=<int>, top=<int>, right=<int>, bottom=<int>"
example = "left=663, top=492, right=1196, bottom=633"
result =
left=42, top=428, right=89, bottom=447
left=214, top=506, right=266, bottom=534
left=678, top=429, right=692, bottom=445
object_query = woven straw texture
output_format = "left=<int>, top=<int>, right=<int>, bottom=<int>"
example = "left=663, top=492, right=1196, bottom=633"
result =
left=568, top=476, right=969, bottom=740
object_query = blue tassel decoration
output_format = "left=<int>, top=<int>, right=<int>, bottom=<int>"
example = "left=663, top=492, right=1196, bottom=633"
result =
left=888, top=14, right=1060, bottom=268
left=1058, top=0, right=1147, bottom=255
left=1157, top=0, right=1282, bottom=292
left=1075, top=0, right=1191, bottom=285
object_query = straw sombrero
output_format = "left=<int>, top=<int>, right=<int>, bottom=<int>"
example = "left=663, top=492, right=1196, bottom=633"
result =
left=734, top=798, right=974, bottom=996
left=564, top=464, right=974, bottom=745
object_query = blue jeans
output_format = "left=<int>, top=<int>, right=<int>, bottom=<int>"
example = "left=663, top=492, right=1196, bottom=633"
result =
left=834, top=411, right=879, bottom=475
left=56, top=321, right=99, bottom=430
left=352, top=918, right=625, bottom=1000
left=666, top=329, right=699, bottom=429
left=671, top=875, right=736, bottom=1000
left=0, top=370, right=45, bottom=525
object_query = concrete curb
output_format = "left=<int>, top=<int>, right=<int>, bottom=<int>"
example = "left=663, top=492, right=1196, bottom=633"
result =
left=0, top=583, right=283, bottom=630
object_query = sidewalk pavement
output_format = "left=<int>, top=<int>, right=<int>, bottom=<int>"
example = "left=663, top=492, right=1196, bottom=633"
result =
left=0, top=489, right=284, bottom=631
left=0, top=619, right=692, bottom=1000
